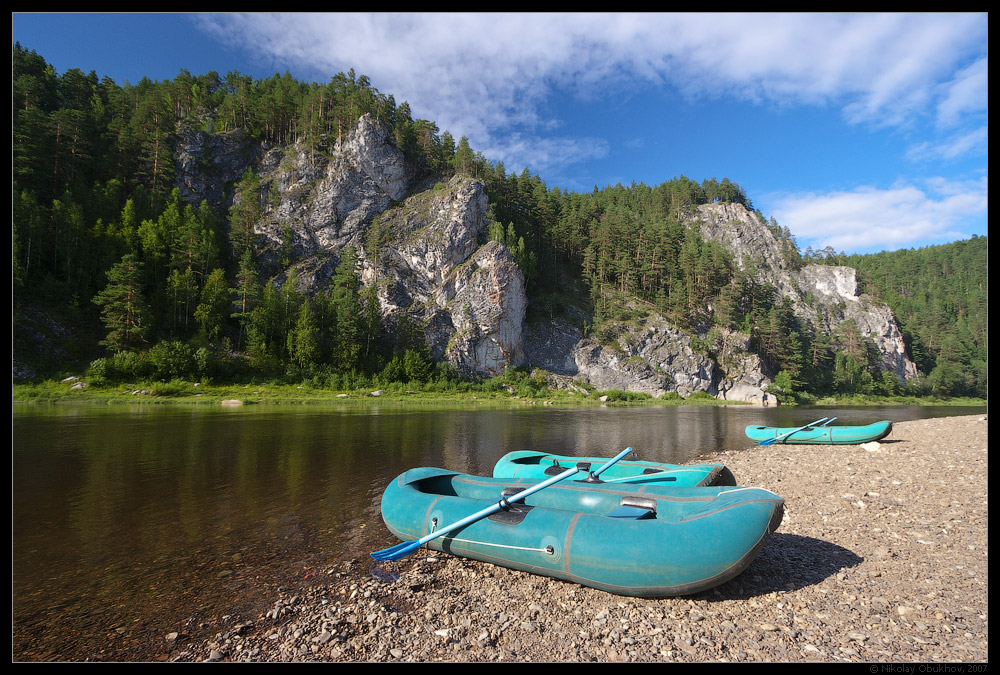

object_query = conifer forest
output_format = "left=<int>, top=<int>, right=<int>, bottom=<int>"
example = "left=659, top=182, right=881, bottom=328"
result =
left=12, top=44, right=987, bottom=400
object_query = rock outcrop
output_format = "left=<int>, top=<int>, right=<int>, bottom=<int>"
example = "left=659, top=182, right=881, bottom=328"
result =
left=520, top=202, right=917, bottom=402
left=175, top=123, right=260, bottom=209
left=425, top=241, right=526, bottom=376
left=186, top=114, right=527, bottom=378
left=523, top=314, right=770, bottom=402
left=364, top=178, right=525, bottom=376
left=692, top=203, right=918, bottom=383
left=169, top=114, right=915, bottom=400
left=254, top=113, right=417, bottom=266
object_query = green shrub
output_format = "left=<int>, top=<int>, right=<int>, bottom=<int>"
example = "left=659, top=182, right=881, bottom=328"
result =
left=148, top=340, right=197, bottom=380
left=150, top=379, right=192, bottom=397
left=600, top=389, right=653, bottom=402
left=686, top=391, right=715, bottom=400
left=403, top=349, right=432, bottom=382
left=87, top=350, right=154, bottom=381
left=87, top=357, right=110, bottom=380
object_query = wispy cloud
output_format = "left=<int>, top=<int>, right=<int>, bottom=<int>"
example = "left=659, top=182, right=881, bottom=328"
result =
left=935, top=56, right=988, bottom=128
left=906, top=126, right=988, bottom=163
left=769, top=177, right=988, bottom=254
left=194, top=12, right=987, bottom=173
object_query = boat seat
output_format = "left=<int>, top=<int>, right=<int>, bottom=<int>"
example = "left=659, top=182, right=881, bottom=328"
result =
left=544, top=461, right=592, bottom=477
left=606, top=496, right=658, bottom=520
left=489, top=487, right=533, bottom=525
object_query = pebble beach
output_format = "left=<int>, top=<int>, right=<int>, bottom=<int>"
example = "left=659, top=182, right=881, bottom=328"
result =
left=167, top=415, right=987, bottom=663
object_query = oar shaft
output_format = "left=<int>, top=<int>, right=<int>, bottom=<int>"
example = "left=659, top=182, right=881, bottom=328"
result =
left=760, top=417, right=828, bottom=445
left=590, top=446, right=633, bottom=479
left=415, top=464, right=580, bottom=547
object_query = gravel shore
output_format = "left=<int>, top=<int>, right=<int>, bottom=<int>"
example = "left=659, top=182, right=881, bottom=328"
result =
left=173, top=415, right=988, bottom=663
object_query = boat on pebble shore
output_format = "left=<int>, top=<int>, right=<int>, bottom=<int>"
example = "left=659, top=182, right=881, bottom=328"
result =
left=491, top=450, right=736, bottom=486
left=744, top=419, right=892, bottom=445
left=377, top=467, right=784, bottom=597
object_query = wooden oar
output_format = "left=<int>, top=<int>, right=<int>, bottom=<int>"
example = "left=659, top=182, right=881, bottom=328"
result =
left=371, top=447, right=635, bottom=562
left=759, top=417, right=828, bottom=446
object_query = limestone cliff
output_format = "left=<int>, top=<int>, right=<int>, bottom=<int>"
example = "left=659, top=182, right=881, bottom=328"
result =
left=172, top=114, right=915, bottom=400
left=692, top=203, right=918, bottom=382
left=362, top=178, right=525, bottom=376
left=521, top=202, right=917, bottom=403
left=175, top=114, right=526, bottom=377
left=523, top=310, right=769, bottom=402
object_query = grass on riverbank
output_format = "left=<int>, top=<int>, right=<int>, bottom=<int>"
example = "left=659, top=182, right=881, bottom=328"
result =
left=10, top=380, right=725, bottom=407
left=12, top=376, right=985, bottom=408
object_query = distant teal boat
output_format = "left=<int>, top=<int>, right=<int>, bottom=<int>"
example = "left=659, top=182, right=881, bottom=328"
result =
left=745, top=420, right=892, bottom=445
left=492, top=451, right=736, bottom=486
left=378, top=468, right=784, bottom=597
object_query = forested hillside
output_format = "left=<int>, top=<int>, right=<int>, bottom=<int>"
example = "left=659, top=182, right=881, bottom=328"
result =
left=12, top=44, right=986, bottom=399
left=827, top=238, right=987, bottom=397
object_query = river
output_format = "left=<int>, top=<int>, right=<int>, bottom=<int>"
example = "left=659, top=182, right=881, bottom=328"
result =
left=12, top=401, right=985, bottom=661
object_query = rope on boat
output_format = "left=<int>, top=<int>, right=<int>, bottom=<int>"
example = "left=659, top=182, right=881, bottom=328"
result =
left=434, top=536, right=552, bottom=554
left=429, top=518, right=553, bottom=554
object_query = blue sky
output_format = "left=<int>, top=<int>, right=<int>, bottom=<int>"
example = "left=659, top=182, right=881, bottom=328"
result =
left=13, top=13, right=988, bottom=256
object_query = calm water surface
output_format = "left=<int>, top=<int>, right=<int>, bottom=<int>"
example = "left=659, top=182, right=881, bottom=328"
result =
left=12, top=402, right=985, bottom=660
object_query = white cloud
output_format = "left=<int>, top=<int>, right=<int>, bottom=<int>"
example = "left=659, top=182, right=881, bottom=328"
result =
left=906, top=125, right=988, bottom=163
left=936, top=57, right=988, bottom=128
left=194, top=12, right=987, bottom=172
left=770, top=177, right=987, bottom=254
left=482, top=134, right=610, bottom=177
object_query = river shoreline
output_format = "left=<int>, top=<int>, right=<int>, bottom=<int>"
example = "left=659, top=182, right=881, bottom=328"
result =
left=161, top=415, right=987, bottom=663
left=11, top=380, right=987, bottom=409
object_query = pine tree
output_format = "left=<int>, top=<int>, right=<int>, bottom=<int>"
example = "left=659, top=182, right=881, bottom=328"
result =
left=194, top=268, right=230, bottom=341
left=330, top=247, right=362, bottom=371
left=229, top=169, right=261, bottom=260
left=454, top=135, right=474, bottom=175
left=360, top=284, right=382, bottom=369
left=288, top=298, right=320, bottom=369
left=232, top=248, right=260, bottom=350
left=92, top=253, right=149, bottom=351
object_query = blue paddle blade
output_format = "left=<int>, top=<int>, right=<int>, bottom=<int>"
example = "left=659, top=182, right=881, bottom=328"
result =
left=371, top=540, right=421, bottom=562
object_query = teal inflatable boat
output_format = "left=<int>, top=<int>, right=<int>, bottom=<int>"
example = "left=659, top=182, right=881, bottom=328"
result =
left=745, top=420, right=892, bottom=445
left=492, top=451, right=736, bottom=486
left=378, top=468, right=784, bottom=597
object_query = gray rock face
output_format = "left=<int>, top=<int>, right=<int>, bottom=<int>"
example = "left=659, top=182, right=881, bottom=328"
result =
left=175, top=124, right=259, bottom=209
left=524, top=316, right=769, bottom=402
left=798, top=264, right=859, bottom=300
left=693, top=203, right=918, bottom=384
left=711, top=329, right=773, bottom=403
left=695, top=202, right=790, bottom=275
left=205, top=114, right=526, bottom=378
left=379, top=177, right=490, bottom=295
left=364, top=178, right=525, bottom=376
left=573, top=318, right=716, bottom=397
left=254, top=113, right=416, bottom=264
left=426, top=241, right=526, bottom=376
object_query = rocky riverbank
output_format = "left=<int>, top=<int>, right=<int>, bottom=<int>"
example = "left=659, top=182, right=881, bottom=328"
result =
left=171, top=415, right=987, bottom=663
